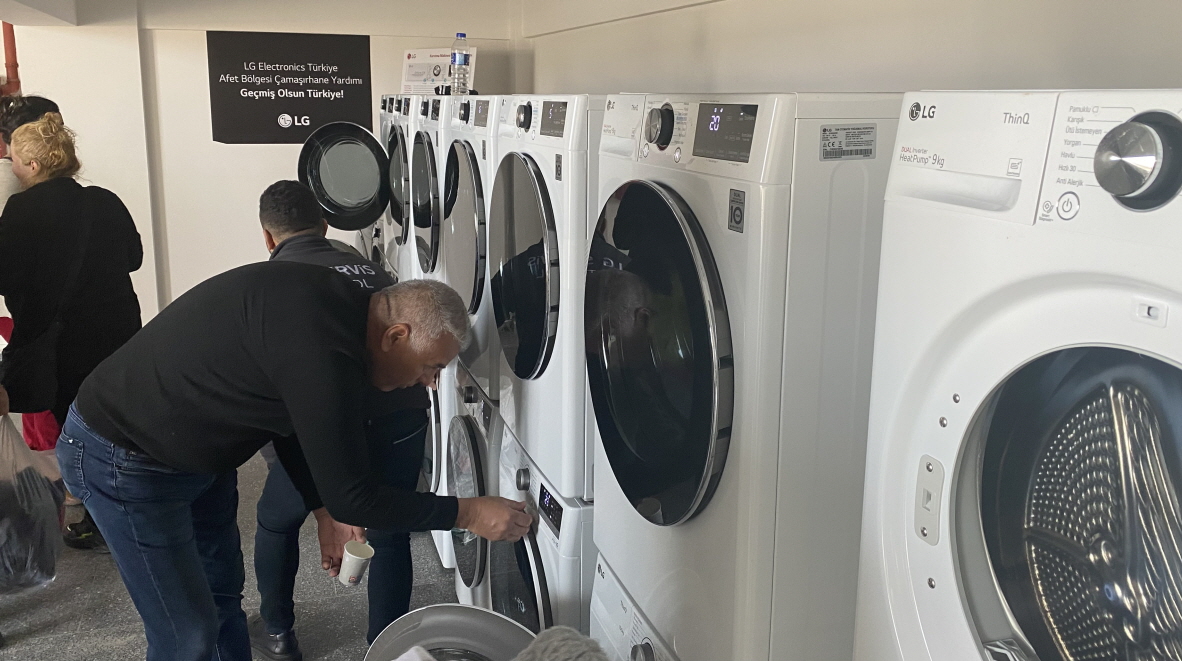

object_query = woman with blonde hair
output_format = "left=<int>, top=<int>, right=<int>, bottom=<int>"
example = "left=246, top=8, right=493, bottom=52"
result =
left=0, top=112, right=143, bottom=549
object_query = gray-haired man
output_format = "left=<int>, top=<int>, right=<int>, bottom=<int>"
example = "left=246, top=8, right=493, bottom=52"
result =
left=57, top=261, right=531, bottom=661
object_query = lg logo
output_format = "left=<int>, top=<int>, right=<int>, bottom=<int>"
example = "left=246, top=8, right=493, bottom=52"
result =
left=909, top=102, right=936, bottom=121
left=277, top=114, right=310, bottom=128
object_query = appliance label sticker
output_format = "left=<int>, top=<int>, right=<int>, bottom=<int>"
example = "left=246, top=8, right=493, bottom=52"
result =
left=820, top=124, right=877, bottom=161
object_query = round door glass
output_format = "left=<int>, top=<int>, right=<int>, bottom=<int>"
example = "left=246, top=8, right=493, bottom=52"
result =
left=388, top=126, right=410, bottom=244
left=489, top=533, right=551, bottom=634
left=490, top=153, right=559, bottom=380
left=420, top=389, right=442, bottom=494
left=298, top=122, right=389, bottom=231
left=585, top=180, right=733, bottom=526
left=448, top=416, right=487, bottom=588
left=966, top=347, right=1182, bottom=661
left=440, top=141, right=485, bottom=313
left=413, top=131, right=440, bottom=273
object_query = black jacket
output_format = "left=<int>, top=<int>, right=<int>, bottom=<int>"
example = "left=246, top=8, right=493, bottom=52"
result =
left=0, top=177, right=142, bottom=420
left=74, top=261, right=457, bottom=531
left=269, top=234, right=429, bottom=414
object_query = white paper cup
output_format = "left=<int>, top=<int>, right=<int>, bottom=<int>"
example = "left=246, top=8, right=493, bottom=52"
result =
left=338, top=540, right=374, bottom=587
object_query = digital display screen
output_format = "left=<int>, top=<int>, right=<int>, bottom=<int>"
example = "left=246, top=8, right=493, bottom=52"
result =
left=541, top=101, right=568, bottom=138
left=430, top=99, right=440, bottom=121
left=538, top=484, right=563, bottom=532
left=474, top=100, right=490, bottom=127
left=692, top=103, right=758, bottom=163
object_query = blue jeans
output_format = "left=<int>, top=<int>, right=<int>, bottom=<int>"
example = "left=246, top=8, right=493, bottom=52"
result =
left=254, top=409, right=427, bottom=644
left=56, top=405, right=250, bottom=661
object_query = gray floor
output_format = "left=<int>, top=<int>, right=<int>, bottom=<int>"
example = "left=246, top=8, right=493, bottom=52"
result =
left=0, top=453, right=457, bottom=661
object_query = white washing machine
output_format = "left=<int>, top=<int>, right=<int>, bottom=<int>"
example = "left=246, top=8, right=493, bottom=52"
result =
left=491, top=427, right=594, bottom=634
left=489, top=94, right=604, bottom=502
left=365, top=604, right=534, bottom=661
left=855, top=90, right=1182, bottom=661
left=447, top=364, right=501, bottom=608
left=414, top=96, right=451, bottom=280
left=588, top=93, right=899, bottom=661
left=440, top=96, right=502, bottom=403
left=380, top=94, right=415, bottom=281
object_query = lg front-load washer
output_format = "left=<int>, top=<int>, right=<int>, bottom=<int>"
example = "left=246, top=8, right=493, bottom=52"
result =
left=440, top=96, right=501, bottom=403
left=414, top=96, right=450, bottom=280
left=855, top=89, right=1182, bottom=661
left=365, top=604, right=534, bottom=661
left=491, top=427, right=594, bottom=635
left=489, top=94, right=604, bottom=502
left=381, top=94, right=414, bottom=282
left=448, top=364, right=499, bottom=608
left=588, top=93, right=899, bottom=661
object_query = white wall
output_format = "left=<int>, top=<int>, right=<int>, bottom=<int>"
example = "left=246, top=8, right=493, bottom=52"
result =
left=144, top=29, right=512, bottom=297
left=528, top=0, right=1182, bottom=94
left=16, top=12, right=161, bottom=316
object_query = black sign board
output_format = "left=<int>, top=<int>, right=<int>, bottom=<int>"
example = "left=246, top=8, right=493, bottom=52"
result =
left=206, top=31, right=372, bottom=144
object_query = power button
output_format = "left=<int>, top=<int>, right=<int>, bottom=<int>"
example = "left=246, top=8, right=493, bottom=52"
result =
left=1057, top=192, right=1080, bottom=220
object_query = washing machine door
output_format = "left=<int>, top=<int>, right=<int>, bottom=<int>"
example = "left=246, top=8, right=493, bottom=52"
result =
left=298, top=122, right=390, bottom=232
left=489, top=152, right=559, bottom=380
left=585, top=180, right=734, bottom=526
left=439, top=140, right=486, bottom=314
left=412, top=130, right=441, bottom=274
left=387, top=123, right=412, bottom=256
left=419, top=390, right=443, bottom=494
left=448, top=415, right=488, bottom=589
left=489, top=531, right=552, bottom=634
left=365, top=604, right=535, bottom=661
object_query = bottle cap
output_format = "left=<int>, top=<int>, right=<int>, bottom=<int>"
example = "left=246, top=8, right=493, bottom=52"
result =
left=456, top=32, right=466, bottom=38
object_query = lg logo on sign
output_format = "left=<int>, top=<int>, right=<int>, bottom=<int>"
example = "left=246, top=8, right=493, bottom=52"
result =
left=277, top=114, right=310, bottom=128
left=909, top=102, right=936, bottom=121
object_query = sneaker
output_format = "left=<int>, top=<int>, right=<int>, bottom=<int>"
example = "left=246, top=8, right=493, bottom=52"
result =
left=63, top=511, right=107, bottom=551
left=248, top=613, right=304, bottom=661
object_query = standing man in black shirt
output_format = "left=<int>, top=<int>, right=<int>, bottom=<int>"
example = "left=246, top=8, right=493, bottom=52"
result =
left=247, top=181, right=427, bottom=660
left=55, top=219, right=531, bottom=660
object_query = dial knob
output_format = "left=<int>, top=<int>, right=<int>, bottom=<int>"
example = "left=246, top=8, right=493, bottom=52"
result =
left=516, top=467, right=531, bottom=491
left=646, top=105, right=675, bottom=150
left=1094, top=121, right=1164, bottom=197
left=516, top=103, right=532, bottom=130
left=459, top=101, right=471, bottom=123
left=630, top=642, right=656, bottom=661
left=420, top=100, right=429, bottom=117
left=462, top=385, right=478, bottom=404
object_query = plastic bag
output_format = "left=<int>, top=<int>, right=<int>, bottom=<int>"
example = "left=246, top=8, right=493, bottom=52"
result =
left=0, top=414, right=64, bottom=594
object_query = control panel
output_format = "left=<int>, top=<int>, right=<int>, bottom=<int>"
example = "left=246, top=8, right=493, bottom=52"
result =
left=1039, top=91, right=1182, bottom=232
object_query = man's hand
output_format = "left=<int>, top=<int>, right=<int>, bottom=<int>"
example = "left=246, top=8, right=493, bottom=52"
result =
left=312, top=508, right=366, bottom=577
left=455, top=497, right=533, bottom=542
left=0, top=384, right=8, bottom=417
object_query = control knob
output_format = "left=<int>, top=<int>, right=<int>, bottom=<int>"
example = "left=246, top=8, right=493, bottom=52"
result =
left=459, top=101, right=471, bottom=123
left=420, top=100, right=429, bottom=117
left=516, top=467, right=530, bottom=491
left=645, top=105, right=675, bottom=150
left=1094, top=121, right=1165, bottom=198
left=630, top=642, right=656, bottom=661
left=516, top=103, right=533, bottom=130
left=462, top=385, right=478, bottom=404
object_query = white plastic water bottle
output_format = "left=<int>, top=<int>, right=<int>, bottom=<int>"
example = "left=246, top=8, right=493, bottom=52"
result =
left=449, top=32, right=470, bottom=95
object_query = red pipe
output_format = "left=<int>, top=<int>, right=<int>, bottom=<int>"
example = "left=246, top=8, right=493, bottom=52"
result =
left=1, top=22, right=19, bottom=96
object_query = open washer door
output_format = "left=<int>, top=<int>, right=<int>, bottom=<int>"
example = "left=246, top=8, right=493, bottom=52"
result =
left=585, top=180, right=734, bottom=526
left=489, top=531, right=552, bottom=634
left=365, top=604, right=534, bottom=661
left=449, top=415, right=488, bottom=590
left=386, top=123, right=412, bottom=271
left=489, top=152, right=560, bottom=381
left=299, top=122, right=390, bottom=235
left=440, top=140, right=486, bottom=314
left=413, top=130, right=441, bottom=274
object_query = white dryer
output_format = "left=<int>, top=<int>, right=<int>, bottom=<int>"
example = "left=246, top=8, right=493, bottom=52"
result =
left=440, top=96, right=502, bottom=402
left=414, top=96, right=451, bottom=280
left=855, top=90, right=1182, bottom=661
left=588, top=93, right=899, bottom=661
left=489, top=94, right=604, bottom=501
left=380, top=94, right=415, bottom=282
left=491, top=427, right=594, bottom=634
left=447, top=365, right=501, bottom=608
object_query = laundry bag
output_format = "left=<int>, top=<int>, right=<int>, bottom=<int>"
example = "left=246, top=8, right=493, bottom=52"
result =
left=0, top=414, right=64, bottom=594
